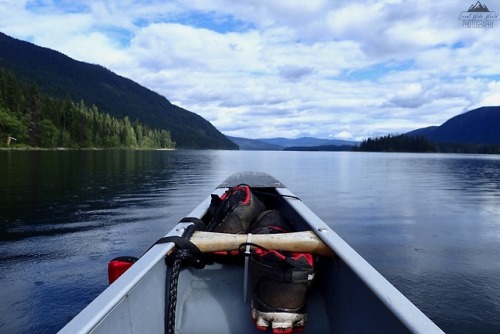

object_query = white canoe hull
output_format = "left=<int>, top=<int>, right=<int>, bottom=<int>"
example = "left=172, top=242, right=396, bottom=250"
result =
left=59, top=172, right=443, bottom=334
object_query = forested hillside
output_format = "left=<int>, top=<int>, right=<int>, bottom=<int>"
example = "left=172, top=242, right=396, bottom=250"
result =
left=0, top=68, right=174, bottom=149
left=0, top=32, right=237, bottom=149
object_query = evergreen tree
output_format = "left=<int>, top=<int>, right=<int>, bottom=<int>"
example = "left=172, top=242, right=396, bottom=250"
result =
left=355, top=134, right=436, bottom=153
left=0, top=67, right=175, bottom=149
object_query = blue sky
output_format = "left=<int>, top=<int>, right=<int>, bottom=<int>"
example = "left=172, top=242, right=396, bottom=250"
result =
left=1, top=0, right=499, bottom=140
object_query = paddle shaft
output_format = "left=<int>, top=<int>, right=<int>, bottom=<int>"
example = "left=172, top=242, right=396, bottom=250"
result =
left=189, top=231, right=333, bottom=257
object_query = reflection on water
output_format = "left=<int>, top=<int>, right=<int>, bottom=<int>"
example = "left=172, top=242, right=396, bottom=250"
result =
left=0, top=150, right=219, bottom=333
left=1, top=151, right=500, bottom=333
left=301, top=153, right=500, bottom=334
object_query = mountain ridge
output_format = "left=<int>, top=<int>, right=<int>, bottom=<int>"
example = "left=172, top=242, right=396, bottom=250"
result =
left=407, top=106, right=500, bottom=145
left=259, top=136, right=358, bottom=147
left=228, top=135, right=358, bottom=150
left=0, top=32, right=237, bottom=149
left=226, top=136, right=283, bottom=150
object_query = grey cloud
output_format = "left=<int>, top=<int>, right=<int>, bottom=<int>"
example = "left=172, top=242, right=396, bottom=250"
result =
left=383, top=96, right=427, bottom=109
left=218, top=96, right=290, bottom=108
left=382, top=80, right=475, bottom=109
left=278, top=65, right=315, bottom=82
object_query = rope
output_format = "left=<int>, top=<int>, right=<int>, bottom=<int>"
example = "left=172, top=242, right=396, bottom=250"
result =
left=166, top=257, right=182, bottom=334
left=159, top=222, right=206, bottom=334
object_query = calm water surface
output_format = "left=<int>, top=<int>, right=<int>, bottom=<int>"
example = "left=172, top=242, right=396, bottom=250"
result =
left=1, top=150, right=500, bottom=333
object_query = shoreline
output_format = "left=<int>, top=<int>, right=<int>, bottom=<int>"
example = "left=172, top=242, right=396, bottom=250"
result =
left=0, top=147, right=176, bottom=151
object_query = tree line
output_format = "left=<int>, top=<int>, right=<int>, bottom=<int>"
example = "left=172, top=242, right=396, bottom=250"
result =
left=0, top=67, right=175, bottom=149
left=354, top=134, right=436, bottom=152
left=354, top=134, right=500, bottom=154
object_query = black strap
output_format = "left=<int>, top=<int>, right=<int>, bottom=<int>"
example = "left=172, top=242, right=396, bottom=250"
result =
left=239, top=242, right=313, bottom=283
left=161, top=235, right=205, bottom=269
left=178, top=217, right=206, bottom=231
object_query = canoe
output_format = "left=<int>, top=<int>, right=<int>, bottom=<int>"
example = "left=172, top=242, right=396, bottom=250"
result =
left=58, top=171, right=443, bottom=334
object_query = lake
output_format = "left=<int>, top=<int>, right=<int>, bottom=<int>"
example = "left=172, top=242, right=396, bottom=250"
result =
left=1, top=150, right=500, bottom=333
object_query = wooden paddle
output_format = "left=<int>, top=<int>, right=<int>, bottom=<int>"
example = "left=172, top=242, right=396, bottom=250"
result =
left=189, top=231, right=334, bottom=257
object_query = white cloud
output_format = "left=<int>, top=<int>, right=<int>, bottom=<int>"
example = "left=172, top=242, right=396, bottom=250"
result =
left=333, top=130, right=354, bottom=140
left=0, top=0, right=499, bottom=140
left=478, top=81, right=500, bottom=107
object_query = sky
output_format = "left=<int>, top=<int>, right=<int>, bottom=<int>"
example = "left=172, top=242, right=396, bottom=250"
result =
left=1, top=0, right=499, bottom=141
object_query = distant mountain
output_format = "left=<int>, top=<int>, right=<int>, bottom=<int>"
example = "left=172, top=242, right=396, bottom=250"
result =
left=227, top=136, right=358, bottom=150
left=407, top=106, right=500, bottom=144
left=226, top=136, right=283, bottom=150
left=0, top=32, right=237, bottom=149
left=259, top=137, right=358, bottom=148
left=284, top=145, right=354, bottom=152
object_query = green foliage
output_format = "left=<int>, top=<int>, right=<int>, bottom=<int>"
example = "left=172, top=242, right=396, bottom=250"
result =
left=0, top=106, right=27, bottom=141
left=354, top=134, right=437, bottom=153
left=0, top=68, right=175, bottom=149
left=355, top=133, right=500, bottom=154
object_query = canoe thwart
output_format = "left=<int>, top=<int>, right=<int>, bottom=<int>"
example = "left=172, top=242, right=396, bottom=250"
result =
left=189, top=230, right=334, bottom=257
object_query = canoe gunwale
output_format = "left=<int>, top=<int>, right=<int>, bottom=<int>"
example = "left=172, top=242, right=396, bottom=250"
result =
left=58, top=172, right=443, bottom=334
left=275, top=187, right=443, bottom=333
left=58, top=229, right=183, bottom=334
